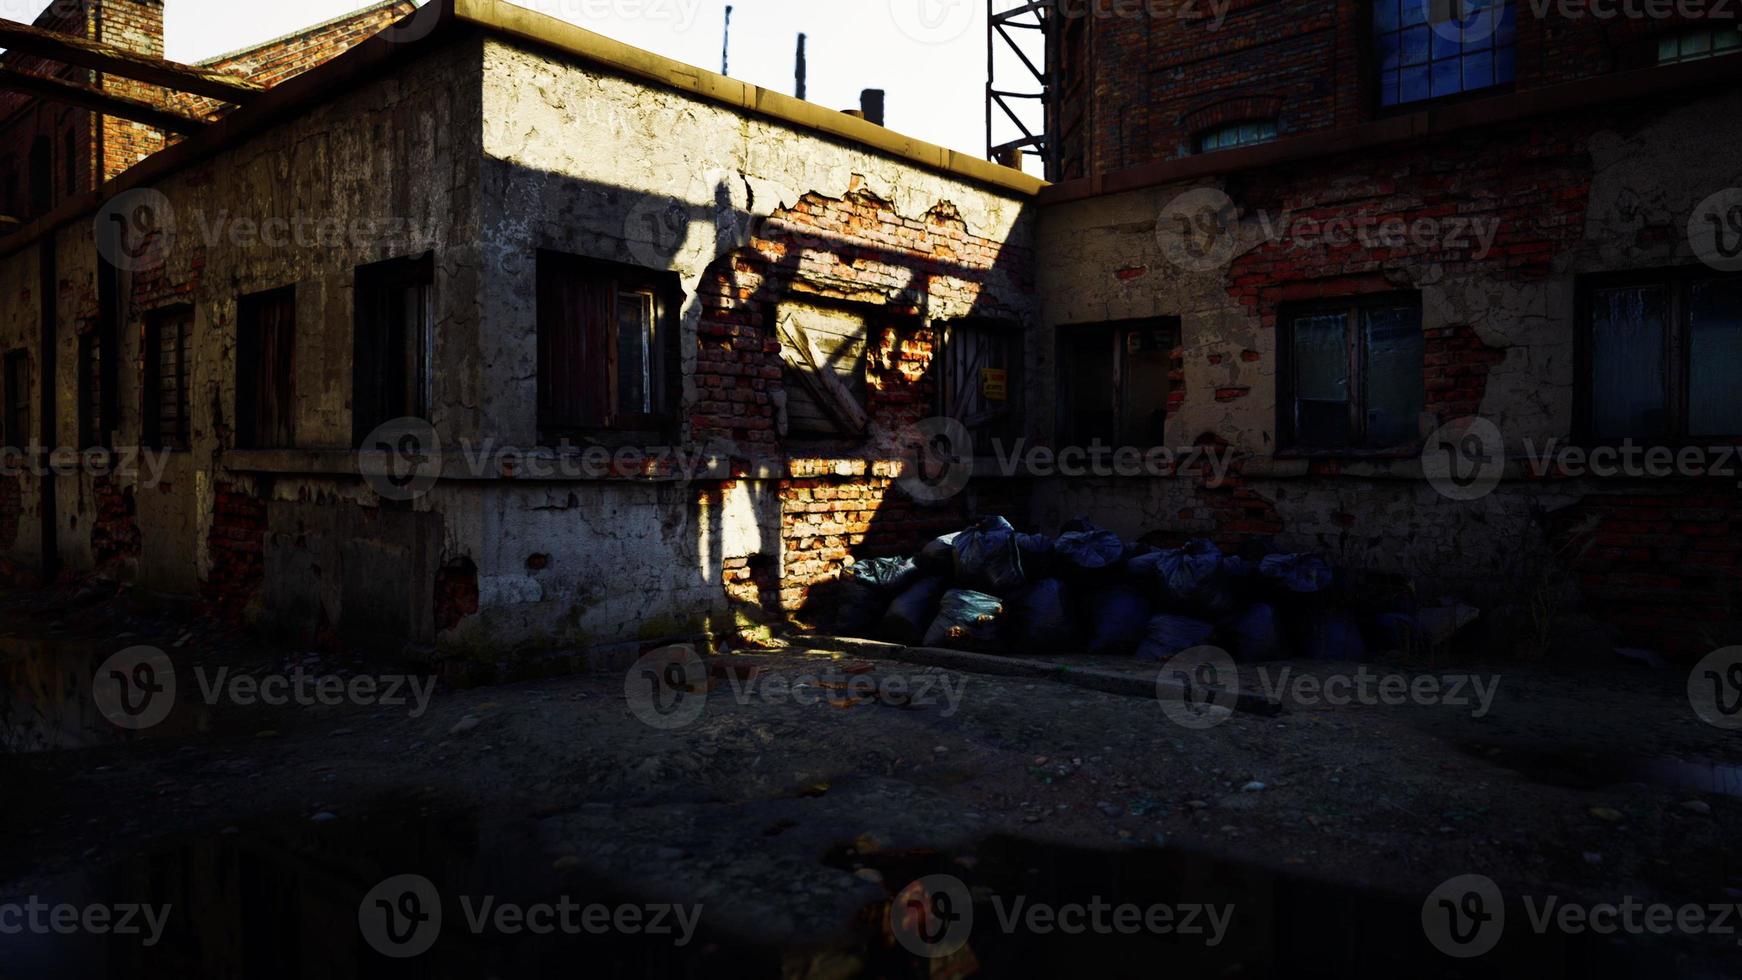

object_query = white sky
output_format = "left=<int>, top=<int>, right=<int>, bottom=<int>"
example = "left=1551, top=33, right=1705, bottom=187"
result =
left=5, top=0, right=1047, bottom=173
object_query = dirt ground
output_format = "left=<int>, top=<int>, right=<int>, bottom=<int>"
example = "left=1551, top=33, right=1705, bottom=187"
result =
left=2, top=583, right=1739, bottom=978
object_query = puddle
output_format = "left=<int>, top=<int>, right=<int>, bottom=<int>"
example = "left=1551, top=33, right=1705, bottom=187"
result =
left=1457, top=741, right=1742, bottom=799
left=0, top=638, right=211, bottom=753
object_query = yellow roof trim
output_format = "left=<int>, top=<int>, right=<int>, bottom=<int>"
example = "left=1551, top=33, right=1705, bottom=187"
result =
left=454, top=0, right=1045, bottom=197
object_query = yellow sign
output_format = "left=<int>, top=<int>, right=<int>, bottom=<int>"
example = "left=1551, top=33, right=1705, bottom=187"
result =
left=981, top=368, right=1008, bottom=401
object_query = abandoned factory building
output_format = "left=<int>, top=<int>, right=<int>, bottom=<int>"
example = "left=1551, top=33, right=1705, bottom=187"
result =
left=0, top=0, right=1738, bottom=662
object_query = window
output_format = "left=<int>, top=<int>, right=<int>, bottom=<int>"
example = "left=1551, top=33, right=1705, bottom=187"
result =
left=353, top=255, right=434, bottom=442
left=78, top=331, right=105, bottom=448
left=1579, top=271, right=1742, bottom=442
left=1658, top=27, right=1742, bottom=65
left=1374, top=0, right=1516, bottom=107
left=236, top=286, right=297, bottom=449
left=28, top=136, right=50, bottom=216
left=63, top=130, right=76, bottom=197
left=536, top=251, right=676, bottom=440
left=2, top=350, right=28, bottom=451
left=1198, top=120, right=1278, bottom=154
left=144, top=307, right=192, bottom=450
left=938, top=320, right=1023, bottom=448
left=1281, top=297, right=1424, bottom=451
left=1058, top=318, right=1178, bottom=448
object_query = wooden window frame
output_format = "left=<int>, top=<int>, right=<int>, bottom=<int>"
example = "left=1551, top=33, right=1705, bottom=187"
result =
left=1056, top=317, right=1180, bottom=450
left=1277, top=293, right=1424, bottom=457
left=535, top=249, right=680, bottom=446
left=1574, top=267, right=1742, bottom=447
left=236, top=285, right=298, bottom=450
left=352, top=253, right=435, bottom=444
left=937, top=318, right=1024, bottom=451
left=143, top=305, right=193, bottom=451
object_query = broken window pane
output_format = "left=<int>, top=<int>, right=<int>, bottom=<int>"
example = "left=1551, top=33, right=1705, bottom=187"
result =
left=617, top=289, right=654, bottom=417
left=1364, top=306, right=1426, bottom=448
left=537, top=251, right=671, bottom=440
left=1291, top=312, right=1352, bottom=448
left=1589, top=285, right=1668, bottom=441
left=1058, top=319, right=1179, bottom=448
left=1689, top=278, right=1742, bottom=438
left=1120, top=326, right=1172, bottom=448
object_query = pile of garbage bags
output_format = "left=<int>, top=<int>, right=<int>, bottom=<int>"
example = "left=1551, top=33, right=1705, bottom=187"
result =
left=831, top=515, right=1399, bottom=662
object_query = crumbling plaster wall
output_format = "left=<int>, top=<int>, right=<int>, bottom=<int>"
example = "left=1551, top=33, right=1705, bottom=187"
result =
left=439, top=38, right=1038, bottom=651
left=1033, top=88, right=1742, bottom=648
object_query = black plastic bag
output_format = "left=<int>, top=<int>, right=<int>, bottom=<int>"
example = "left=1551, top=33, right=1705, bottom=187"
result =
left=1136, top=614, right=1217, bottom=663
left=1259, top=553, right=1336, bottom=595
left=880, top=576, right=950, bottom=646
left=1006, top=579, right=1074, bottom=655
left=924, top=590, right=1007, bottom=651
left=1224, top=602, right=1286, bottom=661
left=834, top=557, right=924, bottom=636
left=1132, top=540, right=1234, bottom=618
left=915, top=533, right=961, bottom=575
left=1017, top=534, right=1056, bottom=580
left=953, top=516, right=1027, bottom=596
left=1055, top=521, right=1128, bottom=579
left=1084, top=586, right=1152, bottom=656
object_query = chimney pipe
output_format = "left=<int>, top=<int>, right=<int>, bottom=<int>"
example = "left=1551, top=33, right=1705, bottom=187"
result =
left=860, top=89, right=885, bottom=127
left=722, top=5, right=732, bottom=76
left=795, top=33, right=807, bottom=100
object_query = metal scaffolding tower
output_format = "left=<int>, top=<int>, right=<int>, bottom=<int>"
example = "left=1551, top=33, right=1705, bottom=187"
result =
left=986, top=0, right=1055, bottom=179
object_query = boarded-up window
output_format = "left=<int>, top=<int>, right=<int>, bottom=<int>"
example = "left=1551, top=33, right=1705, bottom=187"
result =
left=1582, top=271, right=1742, bottom=441
left=353, top=255, right=434, bottom=442
left=2, top=350, right=28, bottom=451
left=938, top=319, right=1022, bottom=448
left=777, top=303, right=870, bottom=438
left=536, top=250, right=676, bottom=441
left=144, top=307, right=192, bottom=450
left=1281, top=298, right=1423, bottom=451
left=1059, top=318, right=1178, bottom=448
left=237, top=286, right=296, bottom=449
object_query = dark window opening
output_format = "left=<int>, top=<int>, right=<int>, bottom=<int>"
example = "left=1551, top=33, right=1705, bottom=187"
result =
left=938, top=319, right=1023, bottom=449
left=353, top=254, right=434, bottom=443
left=1281, top=297, right=1425, bottom=452
left=28, top=136, right=50, bottom=217
left=2, top=350, right=29, bottom=452
left=1373, top=0, right=1516, bottom=107
left=536, top=250, right=678, bottom=442
left=144, top=307, right=193, bottom=451
left=1579, top=270, right=1742, bottom=442
left=78, top=331, right=105, bottom=449
left=62, top=130, right=76, bottom=197
left=236, top=286, right=297, bottom=450
left=1658, top=26, right=1742, bottom=64
left=1058, top=318, right=1179, bottom=448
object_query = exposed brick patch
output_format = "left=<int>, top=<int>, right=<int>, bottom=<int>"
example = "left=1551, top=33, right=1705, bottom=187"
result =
left=1116, top=265, right=1148, bottom=281
left=202, top=484, right=266, bottom=621
left=1425, top=323, right=1508, bottom=420
left=90, top=475, right=141, bottom=568
left=1215, top=386, right=1250, bottom=402
left=434, top=556, right=480, bottom=633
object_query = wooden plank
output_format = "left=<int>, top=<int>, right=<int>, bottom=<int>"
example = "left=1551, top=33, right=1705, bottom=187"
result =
left=776, top=313, right=868, bottom=435
left=0, top=18, right=262, bottom=103
left=0, top=67, right=209, bottom=133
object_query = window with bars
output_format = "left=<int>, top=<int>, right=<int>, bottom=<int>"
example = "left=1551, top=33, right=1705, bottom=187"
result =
left=536, top=250, right=676, bottom=442
left=144, top=307, right=192, bottom=450
left=2, top=350, right=28, bottom=451
left=1657, top=27, right=1742, bottom=65
left=1579, top=271, right=1742, bottom=442
left=1281, top=297, right=1425, bottom=451
left=236, top=286, right=297, bottom=449
left=353, top=255, right=434, bottom=442
left=1198, top=120, right=1278, bottom=154
left=937, top=320, right=1023, bottom=448
left=1058, top=319, right=1178, bottom=448
left=1373, top=0, right=1516, bottom=108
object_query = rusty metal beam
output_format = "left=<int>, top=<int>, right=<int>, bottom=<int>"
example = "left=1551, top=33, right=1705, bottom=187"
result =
left=0, top=67, right=208, bottom=133
left=0, top=17, right=262, bottom=103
